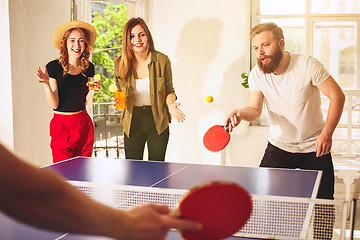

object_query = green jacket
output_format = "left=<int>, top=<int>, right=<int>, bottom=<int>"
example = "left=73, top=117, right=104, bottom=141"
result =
left=114, top=51, right=176, bottom=137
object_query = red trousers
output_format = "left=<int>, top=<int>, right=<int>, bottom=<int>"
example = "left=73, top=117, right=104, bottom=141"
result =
left=50, top=109, right=94, bottom=163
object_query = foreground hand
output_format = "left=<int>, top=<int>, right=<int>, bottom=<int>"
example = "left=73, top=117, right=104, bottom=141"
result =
left=124, top=204, right=201, bottom=240
left=224, top=110, right=242, bottom=132
left=315, top=131, right=332, bottom=157
left=168, top=103, right=185, bottom=123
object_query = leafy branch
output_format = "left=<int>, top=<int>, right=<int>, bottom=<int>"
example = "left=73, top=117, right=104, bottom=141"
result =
left=241, top=72, right=249, bottom=89
left=91, top=3, right=127, bottom=102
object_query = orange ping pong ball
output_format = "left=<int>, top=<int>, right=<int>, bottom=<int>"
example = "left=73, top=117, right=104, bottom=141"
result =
left=206, top=96, right=213, bottom=103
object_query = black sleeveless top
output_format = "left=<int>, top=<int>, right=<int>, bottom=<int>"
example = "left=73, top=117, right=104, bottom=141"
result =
left=46, top=60, right=94, bottom=112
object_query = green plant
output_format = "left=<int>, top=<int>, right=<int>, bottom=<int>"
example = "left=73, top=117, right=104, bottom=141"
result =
left=241, top=72, right=249, bottom=88
left=91, top=3, right=127, bottom=102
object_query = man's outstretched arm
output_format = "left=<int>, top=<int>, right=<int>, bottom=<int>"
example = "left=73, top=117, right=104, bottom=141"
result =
left=0, top=143, right=201, bottom=240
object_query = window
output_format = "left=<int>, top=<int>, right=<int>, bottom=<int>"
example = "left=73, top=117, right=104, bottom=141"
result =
left=72, top=0, right=147, bottom=158
left=73, top=0, right=147, bottom=102
left=313, top=21, right=357, bottom=89
left=252, top=0, right=360, bottom=89
left=311, top=0, right=360, bottom=14
left=91, top=1, right=127, bottom=102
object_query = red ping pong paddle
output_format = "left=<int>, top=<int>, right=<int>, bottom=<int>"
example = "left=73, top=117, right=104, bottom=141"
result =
left=171, top=181, right=252, bottom=240
left=203, top=125, right=230, bottom=152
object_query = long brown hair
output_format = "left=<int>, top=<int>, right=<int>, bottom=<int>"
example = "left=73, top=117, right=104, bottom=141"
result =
left=116, top=18, right=155, bottom=81
left=58, top=28, right=92, bottom=76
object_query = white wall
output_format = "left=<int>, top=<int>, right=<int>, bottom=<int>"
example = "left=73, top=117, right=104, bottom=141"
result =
left=0, top=0, right=13, bottom=150
left=8, top=0, right=71, bottom=166
left=3, top=0, right=269, bottom=167
left=147, top=0, right=268, bottom=166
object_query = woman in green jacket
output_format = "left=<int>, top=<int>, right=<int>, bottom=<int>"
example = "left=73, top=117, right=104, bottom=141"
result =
left=114, top=18, right=185, bottom=161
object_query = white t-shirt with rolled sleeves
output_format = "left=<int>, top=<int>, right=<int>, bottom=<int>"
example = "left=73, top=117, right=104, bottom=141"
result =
left=248, top=53, right=330, bottom=153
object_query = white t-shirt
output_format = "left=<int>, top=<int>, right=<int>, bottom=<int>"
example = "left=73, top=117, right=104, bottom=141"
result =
left=134, top=77, right=152, bottom=106
left=248, top=53, right=330, bottom=153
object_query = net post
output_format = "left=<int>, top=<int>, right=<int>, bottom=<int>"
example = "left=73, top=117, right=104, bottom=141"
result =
left=340, top=200, right=348, bottom=240
left=349, top=198, right=357, bottom=240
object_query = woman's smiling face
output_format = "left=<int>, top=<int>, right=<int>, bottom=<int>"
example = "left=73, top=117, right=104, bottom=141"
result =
left=66, top=29, right=86, bottom=58
left=130, top=24, right=148, bottom=53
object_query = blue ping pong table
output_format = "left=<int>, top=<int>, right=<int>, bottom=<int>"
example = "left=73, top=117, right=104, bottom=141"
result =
left=0, top=156, right=321, bottom=239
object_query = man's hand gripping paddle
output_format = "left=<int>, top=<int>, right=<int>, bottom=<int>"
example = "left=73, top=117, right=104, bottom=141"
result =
left=203, top=125, right=230, bottom=152
left=171, top=181, right=252, bottom=240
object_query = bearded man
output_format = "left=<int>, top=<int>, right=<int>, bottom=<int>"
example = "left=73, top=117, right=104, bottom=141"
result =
left=225, top=22, right=345, bottom=238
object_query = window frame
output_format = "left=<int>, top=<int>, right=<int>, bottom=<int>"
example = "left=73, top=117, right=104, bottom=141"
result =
left=251, top=0, right=360, bottom=89
left=73, top=0, right=148, bottom=22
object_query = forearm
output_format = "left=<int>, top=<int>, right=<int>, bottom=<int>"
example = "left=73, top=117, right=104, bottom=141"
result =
left=236, top=91, right=263, bottom=122
left=86, top=91, right=94, bottom=106
left=0, top=145, right=126, bottom=238
left=166, top=93, right=176, bottom=107
left=5, top=176, right=126, bottom=237
left=34, top=184, right=127, bottom=238
left=238, top=106, right=262, bottom=122
left=322, top=95, right=345, bottom=137
left=43, top=84, right=59, bottom=109
left=0, top=144, right=202, bottom=239
left=226, top=106, right=262, bottom=132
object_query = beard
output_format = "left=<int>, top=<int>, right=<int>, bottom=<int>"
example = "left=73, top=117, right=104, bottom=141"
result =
left=257, top=45, right=283, bottom=74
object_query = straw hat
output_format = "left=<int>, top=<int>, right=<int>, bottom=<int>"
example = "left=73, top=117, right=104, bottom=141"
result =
left=52, top=20, right=97, bottom=51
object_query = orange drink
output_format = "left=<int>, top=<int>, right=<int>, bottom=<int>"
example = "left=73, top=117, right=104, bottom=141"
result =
left=113, top=91, right=126, bottom=110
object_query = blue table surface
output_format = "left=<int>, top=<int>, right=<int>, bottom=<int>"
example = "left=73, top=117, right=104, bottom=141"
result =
left=0, top=157, right=321, bottom=240
left=45, top=157, right=321, bottom=198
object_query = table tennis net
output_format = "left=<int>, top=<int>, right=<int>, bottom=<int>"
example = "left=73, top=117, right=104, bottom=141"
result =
left=69, top=180, right=348, bottom=240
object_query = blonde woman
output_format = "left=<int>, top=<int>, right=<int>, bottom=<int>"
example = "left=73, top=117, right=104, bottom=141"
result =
left=37, top=21, right=100, bottom=163
left=114, top=18, right=185, bottom=161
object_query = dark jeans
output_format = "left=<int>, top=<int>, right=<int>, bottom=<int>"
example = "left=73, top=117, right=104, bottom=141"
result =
left=260, top=142, right=334, bottom=199
left=260, top=142, right=335, bottom=239
left=124, top=106, right=169, bottom=161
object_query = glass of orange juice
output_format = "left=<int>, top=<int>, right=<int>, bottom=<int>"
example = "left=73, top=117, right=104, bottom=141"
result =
left=113, top=91, right=126, bottom=110
left=109, top=84, right=126, bottom=111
